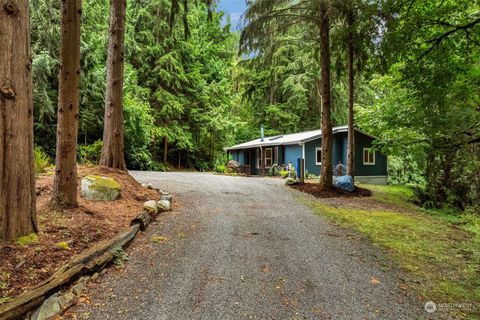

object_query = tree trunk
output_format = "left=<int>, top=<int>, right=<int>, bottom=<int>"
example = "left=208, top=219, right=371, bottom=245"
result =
left=52, top=0, right=82, bottom=208
left=346, top=7, right=355, bottom=177
left=318, top=1, right=333, bottom=188
left=100, top=0, right=127, bottom=170
left=163, top=136, right=168, bottom=163
left=0, top=0, right=37, bottom=240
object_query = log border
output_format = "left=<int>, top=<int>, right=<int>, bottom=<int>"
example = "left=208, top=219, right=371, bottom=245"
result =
left=0, top=209, right=158, bottom=320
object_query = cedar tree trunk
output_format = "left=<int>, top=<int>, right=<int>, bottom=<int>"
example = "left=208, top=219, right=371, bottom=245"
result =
left=52, top=0, right=82, bottom=207
left=346, top=8, right=355, bottom=177
left=0, top=0, right=37, bottom=239
left=319, top=1, right=333, bottom=188
left=100, top=0, right=127, bottom=170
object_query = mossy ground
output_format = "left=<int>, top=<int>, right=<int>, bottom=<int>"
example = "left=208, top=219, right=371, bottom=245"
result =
left=301, top=184, right=480, bottom=319
left=15, top=233, right=39, bottom=246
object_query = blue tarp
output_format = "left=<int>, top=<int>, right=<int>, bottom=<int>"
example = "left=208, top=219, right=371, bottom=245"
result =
left=335, top=175, right=354, bottom=192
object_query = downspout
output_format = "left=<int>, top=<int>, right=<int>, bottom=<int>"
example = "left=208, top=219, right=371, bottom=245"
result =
left=301, top=142, right=306, bottom=177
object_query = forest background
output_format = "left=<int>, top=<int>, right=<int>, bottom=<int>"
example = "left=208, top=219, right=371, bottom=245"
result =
left=30, top=0, right=479, bottom=212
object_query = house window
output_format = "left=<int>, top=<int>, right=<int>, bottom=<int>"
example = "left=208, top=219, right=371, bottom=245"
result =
left=363, top=148, right=375, bottom=165
left=316, top=147, right=322, bottom=165
left=265, top=148, right=273, bottom=166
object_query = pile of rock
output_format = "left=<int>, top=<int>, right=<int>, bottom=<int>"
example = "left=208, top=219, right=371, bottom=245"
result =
left=142, top=184, right=173, bottom=215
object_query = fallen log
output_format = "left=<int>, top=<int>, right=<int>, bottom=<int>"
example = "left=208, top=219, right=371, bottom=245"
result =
left=131, top=210, right=153, bottom=230
left=0, top=224, right=140, bottom=320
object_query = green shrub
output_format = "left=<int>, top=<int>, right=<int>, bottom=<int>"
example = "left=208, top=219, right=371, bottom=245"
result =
left=280, top=170, right=289, bottom=178
left=78, top=140, right=103, bottom=164
left=127, top=146, right=166, bottom=171
left=195, top=160, right=210, bottom=172
left=34, top=146, right=51, bottom=174
left=215, top=164, right=226, bottom=173
left=268, top=164, right=280, bottom=176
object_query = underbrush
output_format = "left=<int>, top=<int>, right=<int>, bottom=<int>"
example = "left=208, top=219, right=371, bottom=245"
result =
left=34, top=146, right=51, bottom=174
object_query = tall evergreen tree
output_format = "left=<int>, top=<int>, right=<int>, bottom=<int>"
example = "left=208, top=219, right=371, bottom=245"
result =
left=52, top=0, right=82, bottom=207
left=241, top=0, right=335, bottom=188
left=345, top=3, right=355, bottom=177
left=318, top=0, right=333, bottom=188
left=0, top=0, right=37, bottom=240
left=100, top=0, right=127, bottom=170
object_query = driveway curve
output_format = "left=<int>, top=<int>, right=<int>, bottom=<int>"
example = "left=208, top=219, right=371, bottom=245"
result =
left=69, top=172, right=421, bottom=320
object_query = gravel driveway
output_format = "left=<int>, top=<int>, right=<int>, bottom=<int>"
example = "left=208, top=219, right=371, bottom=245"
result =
left=69, top=172, right=422, bottom=319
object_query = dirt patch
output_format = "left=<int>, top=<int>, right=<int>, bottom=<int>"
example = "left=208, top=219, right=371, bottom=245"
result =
left=290, top=183, right=372, bottom=198
left=0, top=165, right=160, bottom=303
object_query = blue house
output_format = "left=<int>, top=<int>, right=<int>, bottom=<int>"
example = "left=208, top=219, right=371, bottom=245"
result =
left=224, top=126, right=388, bottom=184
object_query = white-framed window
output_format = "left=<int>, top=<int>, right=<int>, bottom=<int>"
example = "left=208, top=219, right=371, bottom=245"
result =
left=265, top=148, right=273, bottom=166
left=363, top=148, right=375, bottom=165
left=315, top=147, right=322, bottom=165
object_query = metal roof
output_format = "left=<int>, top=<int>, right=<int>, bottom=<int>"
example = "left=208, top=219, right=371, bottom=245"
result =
left=224, top=125, right=369, bottom=151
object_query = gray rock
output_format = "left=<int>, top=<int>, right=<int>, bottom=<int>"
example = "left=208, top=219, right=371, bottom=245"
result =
left=157, top=199, right=171, bottom=212
left=285, top=177, right=298, bottom=185
left=30, top=293, right=60, bottom=320
left=147, top=183, right=154, bottom=189
left=81, top=175, right=121, bottom=201
left=58, top=290, right=76, bottom=309
left=144, top=200, right=158, bottom=214
left=72, top=276, right=89, bottom=295
left=141, top=183, right=148, bottom=188
left=160, top=194, right=173, bottom=203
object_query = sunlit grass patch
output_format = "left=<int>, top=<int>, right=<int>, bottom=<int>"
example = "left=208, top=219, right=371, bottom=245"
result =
left=302, top=184, right=480, bottom=318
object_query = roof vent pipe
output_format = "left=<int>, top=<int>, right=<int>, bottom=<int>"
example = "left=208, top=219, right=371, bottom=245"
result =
left=260, top=125, right=265, bottom=142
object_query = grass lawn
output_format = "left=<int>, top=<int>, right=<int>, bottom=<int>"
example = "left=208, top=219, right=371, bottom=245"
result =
left=302, top=183, right=480, bottom=319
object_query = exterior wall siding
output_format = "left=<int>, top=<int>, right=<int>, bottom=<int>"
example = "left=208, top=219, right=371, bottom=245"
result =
left=354, top=132, right=387, bottom=176
left=304, top=134, right=345, bottom=176
left=305, top=140, right=320, bottom=176
left=284, top=145, right=302, bottom=169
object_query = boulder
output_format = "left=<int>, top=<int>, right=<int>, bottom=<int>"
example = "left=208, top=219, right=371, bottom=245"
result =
left=81, top=175, right=121, bottom=201
left=334, top=175, right=355, bottom=192
left=58, top=290, right=76, bottom=309
left=285, top=177, right=298, bottom=185
left=29, top=293, right=60, bottom=320
left=144, top=200, right=158, bottom=214
left=157, top=199, right=171, bottom=212
left=161, top=194, right=173, bottom=203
